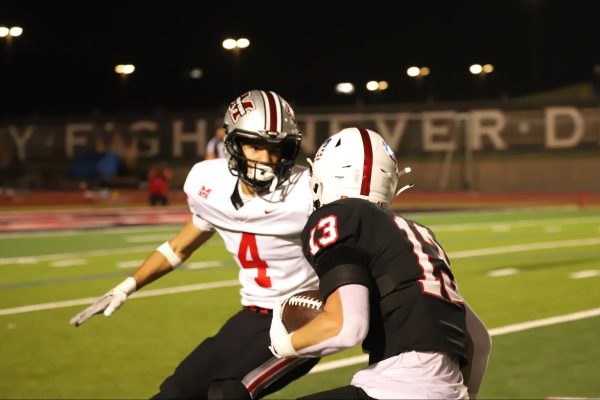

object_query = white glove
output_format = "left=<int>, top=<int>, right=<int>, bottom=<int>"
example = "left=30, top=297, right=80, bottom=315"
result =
left=268, top=300, right=299, bottom=358
left=69, top=277, right=137, bottom=327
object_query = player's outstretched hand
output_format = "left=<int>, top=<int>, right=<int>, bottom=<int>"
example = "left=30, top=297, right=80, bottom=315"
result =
left=69, top=277, right=137, bottom=327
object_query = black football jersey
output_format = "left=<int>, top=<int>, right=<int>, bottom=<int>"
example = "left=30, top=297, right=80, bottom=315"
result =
left=301, top=198, right=467, bottom=365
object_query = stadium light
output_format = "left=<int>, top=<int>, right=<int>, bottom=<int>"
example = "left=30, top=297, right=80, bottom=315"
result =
left=0, top=25, right=23, bottom=38
left=407, top=66, right=430, bottom=78
left=222, top=37, right=251, bottom=50
left=115, top=64, right=135, bottom=75
left=1, top=25, right=23, bottom=111
left=335, top=82, right=355, bottom=94
left=366, top=80, right=388, bottom=92
left=470, top=63, right=494, bottom=75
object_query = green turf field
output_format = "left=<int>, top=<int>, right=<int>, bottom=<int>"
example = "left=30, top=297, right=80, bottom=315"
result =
left=1, top=206, right=599, bottom=399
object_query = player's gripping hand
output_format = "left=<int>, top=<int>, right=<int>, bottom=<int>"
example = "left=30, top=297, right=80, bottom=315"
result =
left=268, top=300, right=299, bottom=358
left=69, top=277, right=137, bottom=327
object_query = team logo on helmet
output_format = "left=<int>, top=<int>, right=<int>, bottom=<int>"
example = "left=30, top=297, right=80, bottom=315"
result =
left=228, top=92, right=255, bottom=123
left=285, top=102, right=295, bottom=117
left=314, top=137, right=331, bottom=161
left=383, top=141, right=397, bottom=164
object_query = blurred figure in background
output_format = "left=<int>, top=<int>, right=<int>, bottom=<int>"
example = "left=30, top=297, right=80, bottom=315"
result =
left=205, top=125, right=226, bottom=160
left=148, top=164, right=172, bottom=206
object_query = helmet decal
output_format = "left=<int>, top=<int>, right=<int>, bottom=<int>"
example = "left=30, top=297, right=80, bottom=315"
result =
left=314, top=137, right=331, bottom=161
left=358, top=127, right=373, bottom=196
left=383, top=141, right=397, bottom=165
left=228, top=92, right=255, bottom=123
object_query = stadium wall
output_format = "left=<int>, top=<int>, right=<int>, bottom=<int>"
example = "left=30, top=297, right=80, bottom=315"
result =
left=1, top=99, right=598, bottom=193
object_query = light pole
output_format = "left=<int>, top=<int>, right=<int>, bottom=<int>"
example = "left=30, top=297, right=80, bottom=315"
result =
left=1, top=26, right=23, bottom=114
left=406, top=65, right=430, bottom=100
left=469, top=63, right=494, bottom=98
left=114, top=64, right=135, bottom=108
left=222, top=38, right=250, bottom=92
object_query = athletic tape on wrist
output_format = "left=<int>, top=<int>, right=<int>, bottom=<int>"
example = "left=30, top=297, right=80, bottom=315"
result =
left=276, top=333, right=299, bottom=358
left=157, top=241, right=183, bottom=268
left=115, top=276, right=137, bottom=295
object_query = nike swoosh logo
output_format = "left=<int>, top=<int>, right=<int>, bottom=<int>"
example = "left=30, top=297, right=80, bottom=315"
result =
left=264, top=209, right=275, bottom=214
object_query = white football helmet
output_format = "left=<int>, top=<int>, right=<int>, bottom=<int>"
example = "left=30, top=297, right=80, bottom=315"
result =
left=309, top=127, right=404, bottom=209
left=223, top=90, right=301, bottom=192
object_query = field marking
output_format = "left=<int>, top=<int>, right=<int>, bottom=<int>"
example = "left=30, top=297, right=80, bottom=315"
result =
left=569, top=270, right=600, bottom=279
left=50, top=259, right=87, bottom=268
left=488, top=268, right=519, bottom=277
left=2, top=236, right=599, bottom=268
left=0, top=225, right=179, bottom=239
left=449, top=237, right=600, bottom=259
left=117, top=260, right=143, bottom=269
left=0, top=246, right=156, bottom=266
left=431, top=216, right=600, bottom=233
left=126, top=234, right=173, bottom=243
left=0, top=280, right=239, bottom=316
left=185, top=261, right=224, bottom=269
left=310, top=307, right=600, bottom=374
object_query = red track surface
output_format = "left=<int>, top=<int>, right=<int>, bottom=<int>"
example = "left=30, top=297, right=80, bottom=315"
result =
left=1, top=190, right=599, bottom=233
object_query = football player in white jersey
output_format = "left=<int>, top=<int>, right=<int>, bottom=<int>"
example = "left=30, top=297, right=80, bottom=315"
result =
left=69, top=90, right=320, bottom=399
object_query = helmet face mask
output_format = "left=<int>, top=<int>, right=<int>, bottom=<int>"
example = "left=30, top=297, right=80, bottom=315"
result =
left=223, top=90, right=301, bottom=192
left=309, top=127, right=400, bottom=209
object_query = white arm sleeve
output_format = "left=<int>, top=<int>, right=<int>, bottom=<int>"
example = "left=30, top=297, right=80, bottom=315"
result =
left=297, top=284, right=370, bottom=357
left=463, top=302, right=492, bottom=399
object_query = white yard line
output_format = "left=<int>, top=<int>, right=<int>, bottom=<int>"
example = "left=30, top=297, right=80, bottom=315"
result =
left=570, top=270, right=600, bottom=279
left=126, top=234, right=174, bottom=243
left=50, top=259, right=87, bottom=268
left=449, top=237, right=600, bottom=259
left=431, top=216, right=600, bottom=232
left=2, top=236, right=599, bottom=267
left=488, top=268, right=519, bottom=277
left=0, top=225, right=179, bottom=239
left=0, top=246, right=156, bottom=265
left=310, top=307, right=600, bottom=374
left=0, top=280, right=240, bottom=316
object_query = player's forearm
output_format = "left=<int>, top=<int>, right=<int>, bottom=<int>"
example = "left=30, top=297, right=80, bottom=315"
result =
left=292, top=285, right=369, bottom=357
left=132, top=219, right=214, bottom=289
left=131, top=250, right=177, bottom=288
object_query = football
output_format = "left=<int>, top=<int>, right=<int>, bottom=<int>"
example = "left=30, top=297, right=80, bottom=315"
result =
left=281, top=290, right=324, bottom=332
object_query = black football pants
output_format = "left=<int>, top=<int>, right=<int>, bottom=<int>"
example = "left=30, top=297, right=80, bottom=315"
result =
left=151, top=308, right=320, bottom=399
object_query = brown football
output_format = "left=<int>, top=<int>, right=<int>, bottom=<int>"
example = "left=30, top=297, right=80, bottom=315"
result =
left=281, top=290, right=324, bottom=332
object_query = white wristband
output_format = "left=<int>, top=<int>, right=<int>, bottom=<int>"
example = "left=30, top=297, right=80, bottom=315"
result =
left=115, top=276, right=137, bottom=295
left=157, top=241, right=183, bottom=268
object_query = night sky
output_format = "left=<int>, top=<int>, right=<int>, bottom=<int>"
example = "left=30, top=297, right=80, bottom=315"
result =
left=2, top=1, right=600, bottom=117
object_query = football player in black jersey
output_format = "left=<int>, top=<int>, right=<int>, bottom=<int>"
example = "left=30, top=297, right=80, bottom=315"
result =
left=270, top=127, right=491, bottom=399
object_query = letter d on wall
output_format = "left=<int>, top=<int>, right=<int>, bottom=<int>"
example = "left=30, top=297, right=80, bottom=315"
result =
left=545, top=107, right=584, bottom=149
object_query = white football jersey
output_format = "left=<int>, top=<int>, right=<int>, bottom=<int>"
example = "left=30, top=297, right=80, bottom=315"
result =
left=183, top=158, right=319, bottom=309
